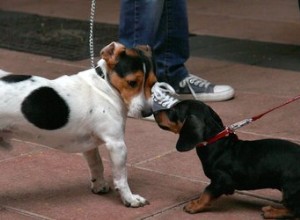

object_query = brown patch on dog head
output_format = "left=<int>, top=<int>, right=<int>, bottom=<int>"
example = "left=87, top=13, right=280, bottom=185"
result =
left=154, top=111, right=183, bottom=134
left=134, top=44, right=156, bottom=101
left=100, top=42, right=157, bottom=111
left=109, top=71, right=144, bottom=106
left=144, top=70, right=157, bottom=100
left=154, top=104, right=206, bottom=152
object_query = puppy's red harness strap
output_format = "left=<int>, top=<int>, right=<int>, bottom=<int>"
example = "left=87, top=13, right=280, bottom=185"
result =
left=197, top=94, right=300, bottom=148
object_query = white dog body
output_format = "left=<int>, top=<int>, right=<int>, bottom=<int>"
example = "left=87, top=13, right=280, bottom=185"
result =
left=0, top=65, right=124, bottom=153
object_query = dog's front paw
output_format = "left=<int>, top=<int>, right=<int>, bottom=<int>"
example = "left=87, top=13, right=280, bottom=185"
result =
left=90, top=179, right=110, bottom=194
left=123, top=194, right=149, bottom=208
left=184, top=199, right=211, bottom=214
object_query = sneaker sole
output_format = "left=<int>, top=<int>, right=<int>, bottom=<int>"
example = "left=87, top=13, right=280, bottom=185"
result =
left=179, top=88, right=235, bottom=102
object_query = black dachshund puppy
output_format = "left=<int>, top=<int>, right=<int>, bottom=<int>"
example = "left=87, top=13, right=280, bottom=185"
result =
left=154, top=99, right=300, bottom=219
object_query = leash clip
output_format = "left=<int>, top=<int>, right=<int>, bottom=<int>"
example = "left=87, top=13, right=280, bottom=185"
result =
left=228, top=118, right=253, bottom=131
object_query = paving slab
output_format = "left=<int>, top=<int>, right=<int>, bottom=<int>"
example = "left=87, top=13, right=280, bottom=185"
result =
left=187, top=0, right=300, bottom=45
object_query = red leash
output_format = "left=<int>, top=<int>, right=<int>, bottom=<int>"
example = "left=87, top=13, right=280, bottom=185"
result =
left=197, top=94, right=300, bottom=147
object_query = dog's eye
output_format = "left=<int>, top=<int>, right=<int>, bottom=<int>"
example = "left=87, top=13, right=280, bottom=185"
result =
left=127, top=80, right=138, bottom=88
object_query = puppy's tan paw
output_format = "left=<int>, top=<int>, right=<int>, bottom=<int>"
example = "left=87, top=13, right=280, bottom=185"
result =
left=183, top=199, right=211, bottom=214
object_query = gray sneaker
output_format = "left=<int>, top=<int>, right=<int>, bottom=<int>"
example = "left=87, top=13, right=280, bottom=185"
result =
left=177, top=74, right=235, bottom=101
left=151, top=82, right=180, bottom=112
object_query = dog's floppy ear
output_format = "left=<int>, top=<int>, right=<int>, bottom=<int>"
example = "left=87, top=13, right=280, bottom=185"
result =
left=100, top=42, right=125, bottom=67
left=135, top=45, right=152, bottom=58
left=176, top=114, right=204, bottom=152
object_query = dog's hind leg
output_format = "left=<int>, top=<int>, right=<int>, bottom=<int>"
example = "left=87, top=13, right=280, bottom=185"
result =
left=83, top=148, right=110, bottom=194
left=262, top=206, right=294, bottom=219
left=274, top=182, right=300, bottom=219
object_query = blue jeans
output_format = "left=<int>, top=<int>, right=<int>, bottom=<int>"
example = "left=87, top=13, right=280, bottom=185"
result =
left=119, top=0, right=190, bottom=89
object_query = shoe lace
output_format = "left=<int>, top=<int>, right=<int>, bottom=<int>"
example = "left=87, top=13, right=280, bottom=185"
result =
left=180, top=74, right=212, bottom=99
left=151, top=82, right=179, bottom=109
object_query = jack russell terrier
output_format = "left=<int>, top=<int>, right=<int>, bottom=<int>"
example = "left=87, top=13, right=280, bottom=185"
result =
left=0, top=42, right=157, bottom=207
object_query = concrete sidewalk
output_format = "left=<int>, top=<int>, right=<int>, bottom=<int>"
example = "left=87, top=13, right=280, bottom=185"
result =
left=0, top=1, right=300, bottom=219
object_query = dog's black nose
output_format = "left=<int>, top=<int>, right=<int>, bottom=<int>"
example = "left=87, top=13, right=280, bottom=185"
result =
left=141, top=109, right=153, bottom=118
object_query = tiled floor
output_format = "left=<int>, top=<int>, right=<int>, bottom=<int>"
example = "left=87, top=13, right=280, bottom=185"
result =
left=0, top=1, right=300, bottom=219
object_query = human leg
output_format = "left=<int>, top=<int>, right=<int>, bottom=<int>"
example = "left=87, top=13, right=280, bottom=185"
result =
left=152, top=0, right=234, bottom=101
left=119, top=0, right=164, bottom=47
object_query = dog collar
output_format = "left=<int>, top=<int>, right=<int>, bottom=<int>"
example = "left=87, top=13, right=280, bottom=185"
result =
left=197, top=118, right=255, bottom=147
left=95, top=66, right=105, bottom=78
left=197, top=127, right=237, bottom=147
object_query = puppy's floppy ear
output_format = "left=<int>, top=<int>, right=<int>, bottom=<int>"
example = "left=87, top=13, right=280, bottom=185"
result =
left=176, top=114, right=204, bottom=152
